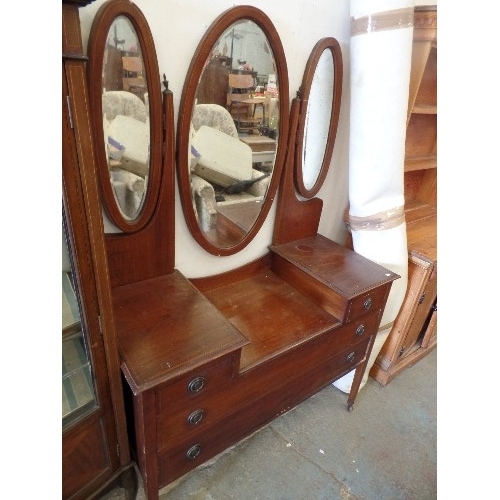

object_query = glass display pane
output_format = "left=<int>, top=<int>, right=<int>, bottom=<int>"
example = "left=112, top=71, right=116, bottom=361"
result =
left=62, top=222, right=97, bottom=429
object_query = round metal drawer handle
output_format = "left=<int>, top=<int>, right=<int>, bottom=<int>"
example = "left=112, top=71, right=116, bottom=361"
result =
left=186, top=444, right=202, bottom=460
left=346, top=352, right=356, bottom=363
left=363, top=298, right=372, bottom=310
left=187, top=409, right=205, bottom=426
left=355, top=324, right=365, bottom=336
left=188, top=376, right=205, bottom=393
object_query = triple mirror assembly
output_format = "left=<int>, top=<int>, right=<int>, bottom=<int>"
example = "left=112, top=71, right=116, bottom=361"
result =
left=87, top=0, right=343, bottom=257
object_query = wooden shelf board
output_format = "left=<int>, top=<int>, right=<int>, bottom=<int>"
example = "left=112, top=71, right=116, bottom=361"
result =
left=404, top=156, right=437, bottom=172
left=412, top=105, right=437, bottom=114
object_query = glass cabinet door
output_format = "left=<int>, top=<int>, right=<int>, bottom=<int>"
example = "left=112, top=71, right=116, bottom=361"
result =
left=62, top=218, right=97, bottom=430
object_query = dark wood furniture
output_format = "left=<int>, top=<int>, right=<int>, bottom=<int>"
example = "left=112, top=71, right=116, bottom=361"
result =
left=84, top=4, right=400, bottom=498
left=62, top=1, right=134, bottom=498
left=115, top=235, right=397, bottom=499
left=196, top=57, right=230, bottom=108
left=369, top=6, right=437, bottom=386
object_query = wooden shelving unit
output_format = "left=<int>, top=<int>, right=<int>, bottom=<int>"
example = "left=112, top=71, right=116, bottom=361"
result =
left=370, top=6, right=437, bottom=386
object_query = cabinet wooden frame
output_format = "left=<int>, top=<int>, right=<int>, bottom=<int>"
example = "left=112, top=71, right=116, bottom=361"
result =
left=370, top=6, right=437, bottom=386
left=62, top=1, right=133, bottom=498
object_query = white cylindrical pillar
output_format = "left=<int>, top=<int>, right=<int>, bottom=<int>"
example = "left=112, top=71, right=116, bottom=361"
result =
left=333, top=0, right=414, bottom=393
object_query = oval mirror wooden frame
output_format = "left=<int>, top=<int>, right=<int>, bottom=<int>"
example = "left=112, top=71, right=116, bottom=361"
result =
left=294, top=37, right=343, bottom=198
left=87, top=0, right=162, bottom=233
left=177, top=5, right=289, bottom=256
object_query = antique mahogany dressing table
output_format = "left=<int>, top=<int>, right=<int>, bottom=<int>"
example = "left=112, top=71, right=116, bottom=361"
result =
left=86, top=3, right=399, bottom=499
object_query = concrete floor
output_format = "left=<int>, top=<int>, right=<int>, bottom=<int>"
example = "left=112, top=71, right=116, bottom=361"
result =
left=102, top=348, right=437, bottom=500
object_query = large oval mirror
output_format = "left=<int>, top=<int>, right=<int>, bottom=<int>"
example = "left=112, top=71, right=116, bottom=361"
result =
left=177, top=6, right=289, bottom=256
left=294, top=38, right=343, bottom=198
left=88, top=0, right=162, bottom=233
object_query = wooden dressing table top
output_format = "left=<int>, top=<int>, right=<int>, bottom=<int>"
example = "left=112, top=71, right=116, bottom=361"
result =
left=270, top=234, right=399, bottom=298
left=113, top=270, right=249, bottom=393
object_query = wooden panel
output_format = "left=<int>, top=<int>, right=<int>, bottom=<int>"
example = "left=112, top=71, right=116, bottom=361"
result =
left=157, top=339, right=372, bottom=487
left=416, top=168, right=437, bottom=206
left=114, top=271, right=248, bottom=393
left=202, top=268, right=342, bottom=371
left=406, top=214, right=437, bottom=262
left=405, top=113, right=437, bottom=158
left=62, top=415, right=110, bottom=499
left=414, top=46, right=437, bottom=109
left=373, top=255, right=434, bottom=371
left=420, top=306, right=437, bottom=349
left=399, top=269, right=437, bottom=359
left=156, top=311, right=381, bottom=449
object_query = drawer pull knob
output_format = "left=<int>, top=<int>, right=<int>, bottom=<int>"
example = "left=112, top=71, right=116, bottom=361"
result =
left=188, top=376, right=205, bottom=393
left=356, top=324, right=365, bottom=336
left=347, top=352, right=356, bottom=363
left=363, top=298, right=372, bottom=310
left=187, top=409, right=205, bottom=426
left=186, top=444, right=202, bottom=460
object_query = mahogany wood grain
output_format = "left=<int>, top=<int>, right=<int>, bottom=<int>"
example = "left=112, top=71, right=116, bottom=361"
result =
left=201, top=268, right=342, bottom=370
left=155, top=310, right=383, bottom=450
left=113, top=270, right=248, bottom=393
left=272, top=98, right=323, bottom=245
left=271, top=235, right=397, bottom=322
left=105, top=88, right=176, bottom=288
left=157, top=339, right=372, bottom=487
left=63, top=3, right=133, bottom=499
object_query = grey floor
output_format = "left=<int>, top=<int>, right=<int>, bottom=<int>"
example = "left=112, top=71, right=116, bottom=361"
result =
left=102, top=348, right=436, bottom=500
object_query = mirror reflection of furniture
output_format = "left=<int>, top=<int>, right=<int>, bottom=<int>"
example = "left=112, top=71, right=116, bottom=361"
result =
left=227, top=73, right=263, bottom=133
left=121, top=53, right=146, bottom=100
left=178, top=8, right=289, bottom=255
left=190, top=104, right=271, bottom=233
left=196, top=56, right=229, bottom=108
left=88, top=0, right=164, bottom=240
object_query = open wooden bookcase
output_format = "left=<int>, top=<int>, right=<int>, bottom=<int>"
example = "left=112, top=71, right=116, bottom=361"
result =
left=370, top=6, right=437, bottom=386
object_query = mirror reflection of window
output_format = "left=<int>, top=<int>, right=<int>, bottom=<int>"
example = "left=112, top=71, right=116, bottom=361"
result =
left=62, top=221, right=97, bottom=430
left=302, top=49, right=334, bottom=190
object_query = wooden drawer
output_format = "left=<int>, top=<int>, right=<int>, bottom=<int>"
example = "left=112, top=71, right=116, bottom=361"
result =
left=157, top=339, right=372, bottom=487
left=156, top=312, right=379, bottom=449
left=271, top=252, right=392, bottom=323
left=269, top=235, right=398, bottom=324
left=157, top=355, right=235, bottom=414
left=344, top=288, right=388, bottom=324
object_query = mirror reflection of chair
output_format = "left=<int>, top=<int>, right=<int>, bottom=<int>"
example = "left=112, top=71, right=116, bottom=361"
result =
left=190, top=103, right=272, bottom=231
left=227, top=73, right=264, bottom=134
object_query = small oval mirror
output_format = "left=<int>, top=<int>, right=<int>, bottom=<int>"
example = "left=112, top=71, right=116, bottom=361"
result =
left=294, top=38, right=343, bottom=198
left=177, top=6, right=289, bottom=256
left=88, top=0, right=162, bottom=233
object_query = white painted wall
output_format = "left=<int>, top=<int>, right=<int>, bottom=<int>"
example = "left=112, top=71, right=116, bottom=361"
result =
left=78, top=0, right=434, bottom=278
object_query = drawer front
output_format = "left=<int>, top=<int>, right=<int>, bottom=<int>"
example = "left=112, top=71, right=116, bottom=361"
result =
left=157, top=385, right=230, bottom=451
left=157, top=355, right=235, bottom=415
left=345, top=283, right=391, bottom=323
left=157, top=339, right=372, bottom=488
left=156, top=314, right=380, bottom=451
left=157, top=311, right=381, bottom=450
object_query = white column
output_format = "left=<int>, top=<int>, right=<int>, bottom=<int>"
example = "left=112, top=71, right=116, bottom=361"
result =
left=333, top=0, right=414, bottom=393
